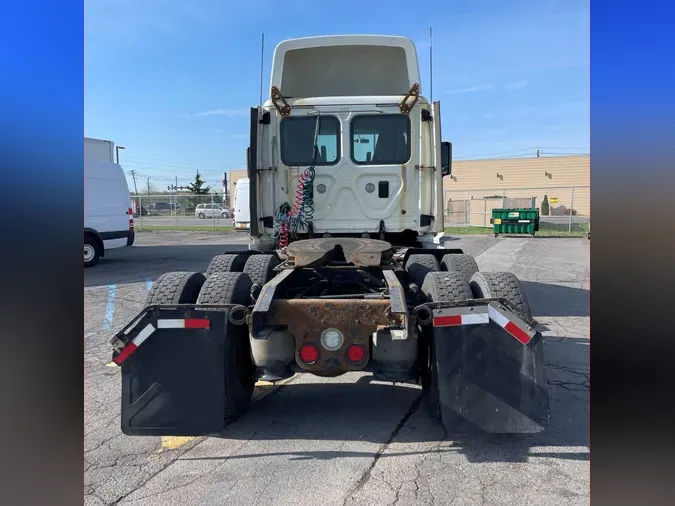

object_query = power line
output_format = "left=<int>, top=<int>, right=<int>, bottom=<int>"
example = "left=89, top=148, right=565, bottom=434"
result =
left=123, top=155, right=247, bottom=171
left=454, top=147, right=588, bottom=160
left=121, top=157, right=247, bottom=178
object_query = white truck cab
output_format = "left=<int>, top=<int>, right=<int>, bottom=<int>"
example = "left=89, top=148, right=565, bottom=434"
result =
left=112, top=35, right=549, bottom=438
left=247, top=35, right=451, bottom=251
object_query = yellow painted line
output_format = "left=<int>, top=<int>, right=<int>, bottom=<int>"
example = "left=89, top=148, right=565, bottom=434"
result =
left=159, top=436, right=196, bottom=452
left=154, top=375, right=297, bottom=453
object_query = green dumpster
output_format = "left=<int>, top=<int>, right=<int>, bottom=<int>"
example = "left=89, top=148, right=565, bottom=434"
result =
left=490, top=208, right=540, bottom=237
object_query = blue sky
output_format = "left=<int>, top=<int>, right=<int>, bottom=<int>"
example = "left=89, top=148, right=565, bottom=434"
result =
left=84, top=0, right=589, bottom=192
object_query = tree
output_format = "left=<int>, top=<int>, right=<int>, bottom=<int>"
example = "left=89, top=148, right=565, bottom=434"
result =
left=186, top=171, right=212, bottom=212
left=187, top=171, right=211, bottom=195
left=541, top=195, right=550, bottom=216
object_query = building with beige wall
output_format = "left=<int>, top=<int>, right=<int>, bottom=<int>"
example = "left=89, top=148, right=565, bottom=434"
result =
left=228, top=169, right=248, bottom=206
left=229, top=155, right=589, bottom=226
left=443, top=155, right=589, bottom=226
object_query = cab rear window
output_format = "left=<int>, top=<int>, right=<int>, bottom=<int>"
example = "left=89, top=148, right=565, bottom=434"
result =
left=280, top=116, right=340, bottom=166
left=351, top=114, right=411, bottom=165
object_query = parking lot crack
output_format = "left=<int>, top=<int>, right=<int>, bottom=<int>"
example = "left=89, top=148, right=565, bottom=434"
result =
left=341, top=393, right=423, bottom=505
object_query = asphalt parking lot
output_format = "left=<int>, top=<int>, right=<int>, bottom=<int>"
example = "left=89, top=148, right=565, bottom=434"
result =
left=85, top=231, right=589, bottom=506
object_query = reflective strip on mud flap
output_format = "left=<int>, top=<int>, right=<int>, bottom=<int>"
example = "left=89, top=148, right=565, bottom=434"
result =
left=487, top=302, right=536, bottom=345
left=156, top=318, right=211, bottom=329
left=433, top=307, right=490, bottom=327
left=113, top=318, right=211, bottom=365
left=432, top=303, right=536, bottom=346
left=113, top=324, right=156, bottom=365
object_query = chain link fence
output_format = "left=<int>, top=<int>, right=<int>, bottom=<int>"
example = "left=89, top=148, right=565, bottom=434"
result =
left=130, top=185, right=589, bottom=236
left=444, top=186, right=590, bottom=235
left=131, top=194, right=233, bottom=230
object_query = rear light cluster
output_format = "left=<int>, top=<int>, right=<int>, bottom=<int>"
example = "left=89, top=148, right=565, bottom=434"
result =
left=128, top=208, right=134, bottom=230
left=297, top=342, right=367, bottom=365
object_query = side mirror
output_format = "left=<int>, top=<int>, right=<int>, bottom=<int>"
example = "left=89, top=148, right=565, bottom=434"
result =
left=441, top=141, right=452, bottom=176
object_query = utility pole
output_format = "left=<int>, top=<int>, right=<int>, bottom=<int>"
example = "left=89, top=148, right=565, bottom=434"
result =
left=174, top=176, right=178, bottom=225
left=146, top=177, right=151, bottom=195
left=116, top=145, right=125, bottom=164
left=223, top=171, right=229, bottom=207
left=128, top=170, right=139, bottom=195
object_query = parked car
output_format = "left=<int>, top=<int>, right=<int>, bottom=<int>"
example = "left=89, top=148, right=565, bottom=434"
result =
left=195, top=203, right=230, bottom=219
left=149, top=202, right=172, bottom=211
left=133, top=205, right=148, bottom=217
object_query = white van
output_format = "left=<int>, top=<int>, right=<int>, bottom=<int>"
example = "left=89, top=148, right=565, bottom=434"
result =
left=84, top=161, right=134, bottom=267
left=232, top=177, right=250, bottom=231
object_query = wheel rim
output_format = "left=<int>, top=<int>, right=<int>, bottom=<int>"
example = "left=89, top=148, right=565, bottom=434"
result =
left=84, top=244, right=95, bottom=262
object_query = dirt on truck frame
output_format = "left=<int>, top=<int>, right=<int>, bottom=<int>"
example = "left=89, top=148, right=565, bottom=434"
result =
left=110, top=34, right=550, bottom=439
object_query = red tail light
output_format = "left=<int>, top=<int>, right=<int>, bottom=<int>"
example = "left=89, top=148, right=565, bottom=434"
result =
left=299, top=344, right=319, bottom=364
left=346, top=344, right=366, bottom=363
left=128, top=208, right=134, bottom=230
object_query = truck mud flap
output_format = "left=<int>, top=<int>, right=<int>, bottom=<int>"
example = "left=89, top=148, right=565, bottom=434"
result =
left=431, top=302, right=550, bottom=434
left=112, top=307, right=232, bottom=437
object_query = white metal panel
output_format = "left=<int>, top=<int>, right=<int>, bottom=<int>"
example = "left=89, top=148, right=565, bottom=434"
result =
left=431, top=102, right=445, bottom=232
left=270, top=35, right=421, bottom=98
left=269, top=105, right=422, bottom=234
left=84, top=161, right=131, bottom=239
left=234, top=178, right=251, bottom=225
left=84, top=137, right=115, bottom=164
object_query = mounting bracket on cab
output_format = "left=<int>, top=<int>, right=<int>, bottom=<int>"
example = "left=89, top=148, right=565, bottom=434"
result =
left=399, top=83, right=420, bottom=114
left=271, top=86, right=292, bottom=116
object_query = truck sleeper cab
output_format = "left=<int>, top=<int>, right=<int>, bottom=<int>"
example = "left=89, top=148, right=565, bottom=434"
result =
left=111, top=35, right=549, bottom=439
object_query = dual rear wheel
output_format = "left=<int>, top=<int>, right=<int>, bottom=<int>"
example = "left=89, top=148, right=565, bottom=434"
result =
left=404, top=253, right=535, bottom=432
left=146, top=253, right=280, bottom=423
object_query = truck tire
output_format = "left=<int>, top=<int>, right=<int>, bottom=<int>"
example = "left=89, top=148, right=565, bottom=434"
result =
left=469, top=272, right=531, bottom=320
left=84, top=235, right=101, bottom=268
left=146, top=271, right=206, bottom=305
left=405, top=254, right=440, bottom=287
left=419, top=271, right=474, bottom=422
left=440, top=253, right=479, bottom=283
left=205, top=254, right=248, bottom=276
left=242, top=254, right=280, bottom=287
left=196, top=272, right=255, bottom=421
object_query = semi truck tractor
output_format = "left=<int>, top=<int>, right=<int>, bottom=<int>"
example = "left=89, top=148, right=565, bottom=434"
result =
left=111, top=35, right=549, bottom=436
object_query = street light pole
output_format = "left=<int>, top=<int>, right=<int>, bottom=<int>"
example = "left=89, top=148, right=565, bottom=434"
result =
left=116, top=145, right=125, bottom=164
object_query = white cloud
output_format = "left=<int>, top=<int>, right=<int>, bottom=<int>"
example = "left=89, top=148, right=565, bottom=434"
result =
left=194, top=108, right=248, bottom=118
left=446, top=84, right=495, bottom=94
left=505, top=80, right=529, bottom=91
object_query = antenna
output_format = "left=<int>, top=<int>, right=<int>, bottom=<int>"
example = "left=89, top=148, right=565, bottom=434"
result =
left=258, top=33, right=265, bottom=107
left=429, top=27, right=433, bottom=104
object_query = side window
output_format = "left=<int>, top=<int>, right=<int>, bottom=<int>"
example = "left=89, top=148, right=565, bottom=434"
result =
left=280, top=116, right=341, bottom=166
left=351, top=114, right=411, bottom=165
